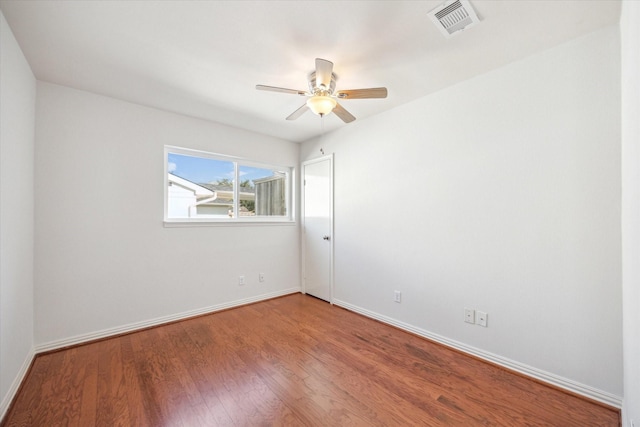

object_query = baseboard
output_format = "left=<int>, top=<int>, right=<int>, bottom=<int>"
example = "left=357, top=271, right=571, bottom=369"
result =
left=333, top=299, right=622, bottom=409
left=35, top=287, right=301, bottom=353
left=0, top=346, right=35, bottom=422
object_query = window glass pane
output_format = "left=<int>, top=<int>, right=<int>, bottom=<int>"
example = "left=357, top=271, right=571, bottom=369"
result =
left=240, top=165, right=287, bottom=217
left=167, top=153, right=235, bottom=219
left=165, top=147, right=292, bottom=222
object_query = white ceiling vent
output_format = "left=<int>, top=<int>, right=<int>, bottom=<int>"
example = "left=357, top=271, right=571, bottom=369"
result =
left=428, top=0, right=480, bottom=38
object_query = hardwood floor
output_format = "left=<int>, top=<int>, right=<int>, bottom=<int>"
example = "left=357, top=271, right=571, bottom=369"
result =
left=2, top=293, right=619, bottom=426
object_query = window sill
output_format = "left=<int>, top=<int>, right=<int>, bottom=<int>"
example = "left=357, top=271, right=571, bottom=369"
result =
left=163, top=219, right=296, bottom=228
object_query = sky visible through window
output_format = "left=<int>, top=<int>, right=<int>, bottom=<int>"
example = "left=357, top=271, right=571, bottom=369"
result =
left=168, top=153, right=279, bottom=186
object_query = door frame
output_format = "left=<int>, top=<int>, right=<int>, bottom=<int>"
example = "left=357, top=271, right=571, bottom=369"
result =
left=301, top=154, right=334, bottom=304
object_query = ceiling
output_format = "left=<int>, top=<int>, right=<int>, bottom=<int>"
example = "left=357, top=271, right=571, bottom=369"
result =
left=0, top=1, right=621, bottom=143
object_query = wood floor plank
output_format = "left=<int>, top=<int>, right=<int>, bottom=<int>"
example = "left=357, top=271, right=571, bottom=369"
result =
left=5, top=353, right=53, bottom=426
left=76, top=343, right=100, bottom=427
left=179, top=320, right=249, bottom=425
left=253, top=299, right=464, bottom=424
left=210, top=310, right=305, bottom=425
left=131, top=326, right=197, bottom=426
left=2, top=293, right=620, bottom=426
left=222, top=308, right=371, bottom=425
left=95, top=337, right=132, bottom=426
left=119, top=336, right=151, bottom=427
left=169, top=322, right=236, bottom=425
left=60, top=346, right=91, bottom=425
left=163, top=322, right=236, bottom=426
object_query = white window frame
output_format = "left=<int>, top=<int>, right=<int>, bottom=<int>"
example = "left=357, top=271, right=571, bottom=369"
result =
left=164, top=146, right=295, bottom=226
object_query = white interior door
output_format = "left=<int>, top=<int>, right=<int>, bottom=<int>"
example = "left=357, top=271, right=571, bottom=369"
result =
left=303, top=155, right=333, bottom=302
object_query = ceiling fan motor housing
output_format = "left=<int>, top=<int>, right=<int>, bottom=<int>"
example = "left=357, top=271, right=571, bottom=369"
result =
left=308, top=71, right=337, bottom=95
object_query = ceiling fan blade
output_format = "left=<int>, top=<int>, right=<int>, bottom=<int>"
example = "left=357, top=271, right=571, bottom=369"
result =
left=256, top=85, right=307, bottom=96
left=286, top=104, right=309, bottom=121
left=333, top=102, right=356, bottom=123
left=336, top=87, right=388, bottom=99
left=315, top=58, right=334, bottom=89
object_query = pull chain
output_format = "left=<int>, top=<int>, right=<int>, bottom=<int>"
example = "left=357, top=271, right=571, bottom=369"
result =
left=320, top=115, right=326, bottom=156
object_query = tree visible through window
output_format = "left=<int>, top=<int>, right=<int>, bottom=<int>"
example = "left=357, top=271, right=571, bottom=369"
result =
left=165, top=147, right=292, bottom=222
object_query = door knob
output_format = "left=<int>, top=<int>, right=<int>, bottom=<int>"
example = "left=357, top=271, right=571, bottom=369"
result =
left=323, top=235, right=331, bottom=241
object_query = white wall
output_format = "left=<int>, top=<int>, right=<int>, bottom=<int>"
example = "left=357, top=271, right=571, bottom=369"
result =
left=34, top=82, right=300, bottom=347
left=0, top=11, right=36, bottom=418
left=621, top=1, right=640, bottom=425
left=302, top=26, right=622, bottom=401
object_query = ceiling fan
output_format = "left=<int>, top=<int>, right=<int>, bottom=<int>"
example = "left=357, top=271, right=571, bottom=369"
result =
left=256, top=58, right=387, bottom=123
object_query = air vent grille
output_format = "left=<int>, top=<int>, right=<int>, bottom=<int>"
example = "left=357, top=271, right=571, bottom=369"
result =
left=428, top=0, right=480, bottom=38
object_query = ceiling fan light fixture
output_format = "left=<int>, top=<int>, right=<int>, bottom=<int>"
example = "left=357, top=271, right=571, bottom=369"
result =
left=257, top=58, right=387, bottom=123
left=306, top=95, right=337, bottom=116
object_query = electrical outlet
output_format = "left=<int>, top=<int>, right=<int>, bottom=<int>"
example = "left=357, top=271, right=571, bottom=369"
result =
left=238, top=275, right=245, bottom=286
left=394, top=291, right=402, bottom=303
left=259, top=273, right=265, bottom=282
left=464, top=308, right=475, bottom=324
left=477, top=311, right=488, bottom=327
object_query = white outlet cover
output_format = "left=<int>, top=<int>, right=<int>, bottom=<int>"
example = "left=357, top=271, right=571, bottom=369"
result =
left=394, top=291, right=402, bottom=303
left=464, top=308, right=475, bottom=324
left=477, top=311, right=488, bottom=327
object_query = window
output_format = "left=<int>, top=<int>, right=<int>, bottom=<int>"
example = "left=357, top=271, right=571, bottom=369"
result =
left=165, top=146, right=293, bottom=223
